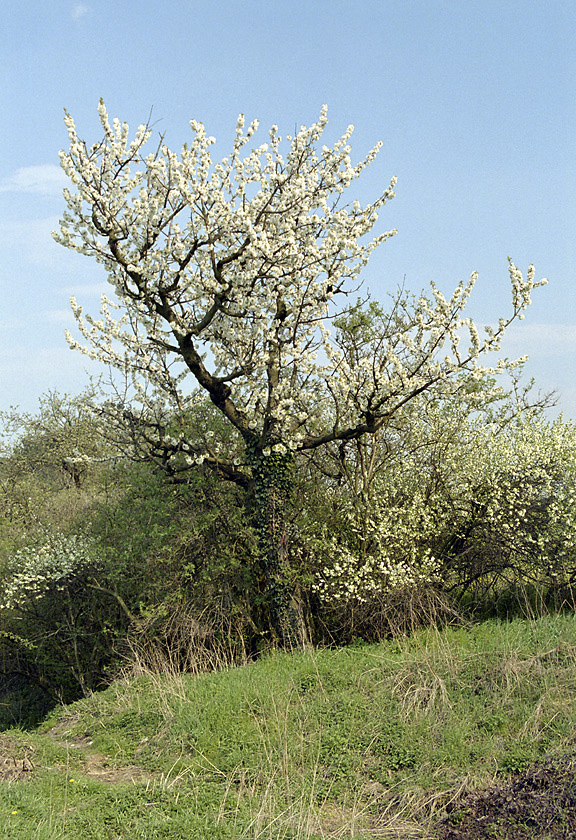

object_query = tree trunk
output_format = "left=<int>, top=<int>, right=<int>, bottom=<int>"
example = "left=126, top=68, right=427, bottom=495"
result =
left=248, top=447, right=305, bottom=649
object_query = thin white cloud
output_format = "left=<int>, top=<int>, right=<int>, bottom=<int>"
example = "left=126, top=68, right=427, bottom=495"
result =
left=46, top=309, right=76, bottom=325
left=0, top=215, right=70, bottom=267
left=71, top=4, right=89, bottom=20
left=0, top=165, right=67, bottom=198
left=502, top=323, right=576, bottom=355
left=63, top=282, right=109, bottom=299
left=0, top=216, right=107, bottom=288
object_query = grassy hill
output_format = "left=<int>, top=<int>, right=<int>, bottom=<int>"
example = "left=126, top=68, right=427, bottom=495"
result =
left=2, top=613, right=576, bottom=838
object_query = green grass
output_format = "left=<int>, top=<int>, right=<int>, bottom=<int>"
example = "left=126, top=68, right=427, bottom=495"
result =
left=2, top=613, right=576, bottom=838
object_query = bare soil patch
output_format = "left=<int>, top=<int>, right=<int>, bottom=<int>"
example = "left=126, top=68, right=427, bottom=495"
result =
left=437, top=754, right=576, bottom=839
left=0, top=717, right=155, bottom=786
left=47, top=715, right=156, bottom=785
left=0, top=734, right=35, bottom=782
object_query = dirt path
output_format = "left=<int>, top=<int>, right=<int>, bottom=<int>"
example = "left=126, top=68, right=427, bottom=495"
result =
left=0, top=717, right=156, bottom=786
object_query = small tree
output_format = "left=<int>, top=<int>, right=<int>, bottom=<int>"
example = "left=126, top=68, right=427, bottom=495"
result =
left=1, top=389, right=108, bottom=489
left=54, top=102, right=546, bottom=645
left=0, top=389, right=114, bottom=555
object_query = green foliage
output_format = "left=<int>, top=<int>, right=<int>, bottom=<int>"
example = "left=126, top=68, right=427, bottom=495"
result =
left=2, top=376, right=576, bottom=725
left=88, top=458, right=260, bottom=616
left=0, top=388, right=113, bottom=555
left=0, top=394, right=263, bottom=724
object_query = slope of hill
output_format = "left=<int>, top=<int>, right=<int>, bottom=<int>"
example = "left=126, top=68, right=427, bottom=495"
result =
left=2, top=614, right=576, bottom=838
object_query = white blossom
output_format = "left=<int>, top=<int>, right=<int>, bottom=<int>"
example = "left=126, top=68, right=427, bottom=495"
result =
left=53, top=102, right=546, bottom=479
left=1, top=535, right=98, bottom=611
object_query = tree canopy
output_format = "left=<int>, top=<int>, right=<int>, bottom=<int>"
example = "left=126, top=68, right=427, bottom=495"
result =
left=54, top=103, right=546, bottom=477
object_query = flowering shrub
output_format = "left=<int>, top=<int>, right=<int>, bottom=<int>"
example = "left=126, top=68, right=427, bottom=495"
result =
left=310, top=489, right=442, bottom=604
left=443, top=418, right=576, bottom=601
left=304, top=395, right=576, bottom=612
left=1, top=534, right=99, bottom=611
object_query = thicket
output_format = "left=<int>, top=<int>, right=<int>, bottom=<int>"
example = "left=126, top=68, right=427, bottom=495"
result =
left=0, top=378, right=574, bottom=727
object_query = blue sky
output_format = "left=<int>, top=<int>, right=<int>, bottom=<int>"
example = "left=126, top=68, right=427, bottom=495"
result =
left=1, top=0, right=575, bottom=416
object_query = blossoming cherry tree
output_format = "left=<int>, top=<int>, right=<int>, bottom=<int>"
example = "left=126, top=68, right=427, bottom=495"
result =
left=54, top=102, right=546, bottom=645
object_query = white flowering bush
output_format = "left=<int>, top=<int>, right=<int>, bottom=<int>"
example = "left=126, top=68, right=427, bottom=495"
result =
left=442, top=418, right=576, bottom=606
left=0, top=532, right=125, bottom=707
left=304, top=419, right=452, bottom=608
left=1, top=534, right=99, bottom=611
left=302, top=376, right=576, bottom=617
left=310, top=489, right=442, bottom=604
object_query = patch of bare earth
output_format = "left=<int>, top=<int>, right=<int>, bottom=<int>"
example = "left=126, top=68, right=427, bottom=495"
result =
left=0, top=734, right=35, bottom=782
left=48, top=715, right=157, bottom=785
left=437, top=754, right=576, bottom=840
left=0, top=716, right=156, bottom=786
